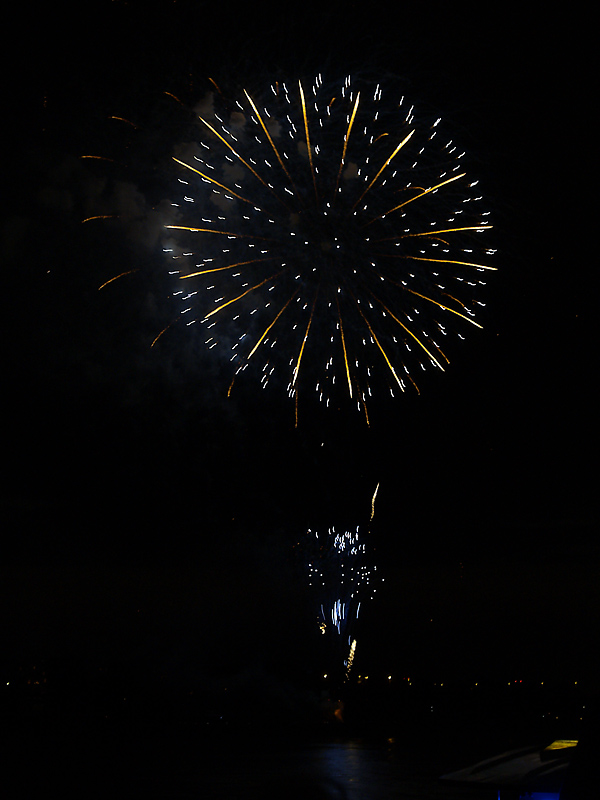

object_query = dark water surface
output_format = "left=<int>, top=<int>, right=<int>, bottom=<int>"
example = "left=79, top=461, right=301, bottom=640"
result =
left=191, top=736, right=497, bottom=799
left=8, top=674, right=586, bottom=798
left=21, top=733, right=497, bottom=799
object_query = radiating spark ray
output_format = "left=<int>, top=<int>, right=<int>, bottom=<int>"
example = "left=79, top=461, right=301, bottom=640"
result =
left=298, top=81, right=319, bottom=203
left=396, top=224, right=493, bottom=239
left=208, top=77, right=224, bottom=98
left=352, top=130, right=415, bottom=210
left=438, top=290, right=471, bottom=312
left=369, top=292, right=446, bottom=369
left=243, top=89, right=299, bottom=199
left=335, top=92, right=360, bottom=197
left=199, top=115, right=289, bottom=208
left=110, top=115, right=138, bottom=128
left=172, top=157, right=267, bottom=210
left=151, top=320, right=177, bottom=348
left=335, top=296, right=353, bottom=399
left=352, top=299, right=406, bottom=387
left=384, top=282, right=483, bottom=328
left=389, top=254, right=498, bottom=272
left=80, top=156, right=116, bottom=163
left=363, top=172, right=466, bottom=226
left=165, top=224, right=269, bottom=241
left=82, top=214, right=119, bottom=222
left=98, top=269, right=138, bottom=290
left=362, top=398, right=370, bottom=426
left=163, top=91, right=184, bottom=105
left=292, top=291, right=318, bottom=387
left=178, top=258, right=275, bottom=280
left=204, top=270, right=287, bottom=319
left=247, top=291, right=298, bottom=359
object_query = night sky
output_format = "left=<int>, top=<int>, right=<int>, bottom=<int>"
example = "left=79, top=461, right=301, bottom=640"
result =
left=3, top=0, right=597, bottom=733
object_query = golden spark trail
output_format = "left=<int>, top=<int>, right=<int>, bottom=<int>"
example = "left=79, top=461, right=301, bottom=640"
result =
left=172, top=157, right=268, bottom=210
left=369, top=292, right=446, bottom=369
left=82, top=214, right=119, bottom=222
left=203, top=270, right=286, bottom=319
left=223, top=290, right=295, bottom=399
left=199, top=116, right=289, bottom=208
left=352, top=130, right=415, bottom=210
left=335, top=296, right=353, bottom=399
left=438, top=290, right=471, bottom=313
left=292, top=291, right=318, bottom=387
left=110, top=116, right=137, bottom=128
left=363, top=173, right=467, bottom=226
left=370, top=482, right=380, bottom=521
left=353, top=301, right=406, bottom=388
left=178, top=258, right=275, bottom=280
left=345, top=639, right=357, bottom=680
left=391, top=254, right=498, bottom=272
left=247, top=291, right=298, bottom=359
left=362, top=398, right=371, bottom=425
left=388, top=283, right=483, bottom=328
left=294, top=387, right=299, bottom=428
left=395, top=224, right=493, bottom=239
left=98, top=269, right=138, bottom=290
left=163, top=91, right=184, bottom=105
left=335, top=92, right=360, bottom=196
left=244, top=89, right=299, bottom=198
left=151, top=320, right=177, bottom=348
left=165, top=224, right=269, bottom=240
left=208, top=77, right=224, bottom=98
left=299, top=81, right=318, bottom=203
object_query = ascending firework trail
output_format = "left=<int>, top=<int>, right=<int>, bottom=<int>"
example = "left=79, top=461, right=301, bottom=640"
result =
left=298, top=483, right=381, bottom=685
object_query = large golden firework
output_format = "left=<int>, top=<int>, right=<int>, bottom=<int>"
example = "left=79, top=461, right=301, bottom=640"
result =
left=152, top=74, right=495, bottom=422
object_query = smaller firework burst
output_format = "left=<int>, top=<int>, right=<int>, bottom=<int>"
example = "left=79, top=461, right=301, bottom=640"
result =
left=303, top=525, right=378, bottom=680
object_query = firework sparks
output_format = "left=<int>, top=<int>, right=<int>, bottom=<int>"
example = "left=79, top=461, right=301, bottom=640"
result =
left=371, top=482, right=380, bottom=521
left=303, top=525, right=378, bottom=679
left=151, top=74, right=494, bottom=420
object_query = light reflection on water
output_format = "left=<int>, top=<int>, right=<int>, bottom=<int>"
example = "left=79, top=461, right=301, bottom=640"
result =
left=193, top=737, right=496, bottom=799
left=17, top=735, right=498, bottom=798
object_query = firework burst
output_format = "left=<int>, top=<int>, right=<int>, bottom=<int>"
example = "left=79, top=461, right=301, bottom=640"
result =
left=158, top=74, right=495, bottom=422
left=303, top=525, right=378, bottom=680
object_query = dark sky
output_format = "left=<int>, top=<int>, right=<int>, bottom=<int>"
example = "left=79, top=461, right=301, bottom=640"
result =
left=3, top=2, right=596, bottom=689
